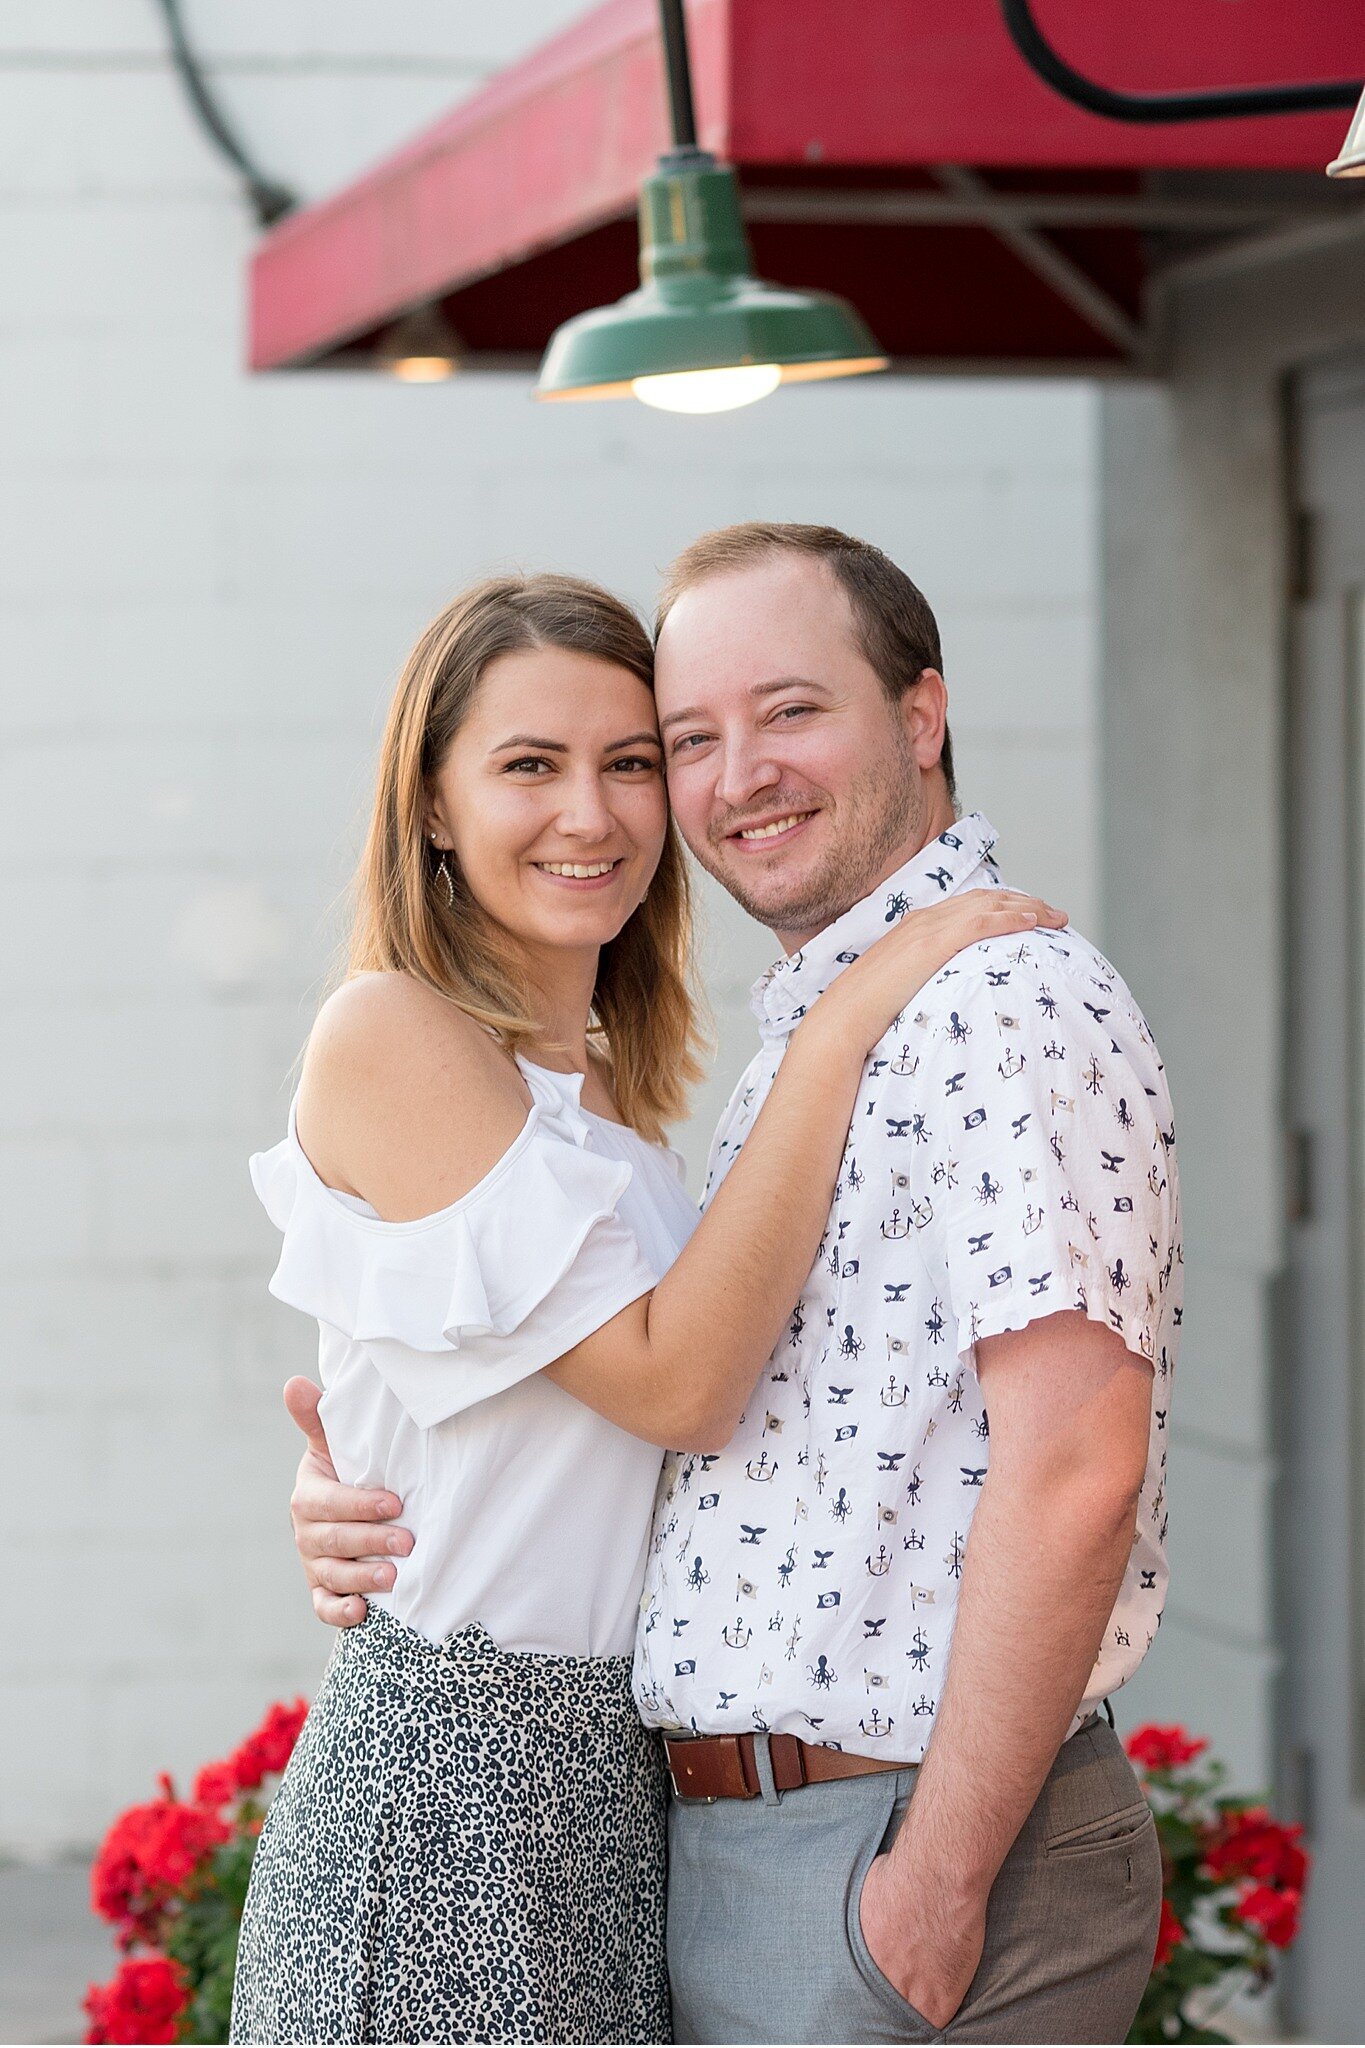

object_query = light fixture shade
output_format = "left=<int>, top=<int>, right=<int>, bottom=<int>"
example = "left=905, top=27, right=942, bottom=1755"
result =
left=536, top=156, right=887, bottom=401
left=376, top=302, right=464, bottom=379
left=1327, top=85, right=1365, bottom=176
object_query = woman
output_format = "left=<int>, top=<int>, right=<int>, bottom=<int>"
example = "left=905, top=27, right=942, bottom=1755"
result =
left=230, top=573, right=1061, bottom=2047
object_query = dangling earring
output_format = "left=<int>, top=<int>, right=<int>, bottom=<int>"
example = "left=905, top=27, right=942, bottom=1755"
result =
left=429, top=831, right=454, bottom=908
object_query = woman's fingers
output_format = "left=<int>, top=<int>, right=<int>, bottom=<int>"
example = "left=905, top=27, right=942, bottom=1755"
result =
left=960, top=892, right=1064, bottom=932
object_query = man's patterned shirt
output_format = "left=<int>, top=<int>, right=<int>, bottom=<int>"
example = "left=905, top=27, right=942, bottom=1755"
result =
left=633, top=813, right=1182, bottom=1756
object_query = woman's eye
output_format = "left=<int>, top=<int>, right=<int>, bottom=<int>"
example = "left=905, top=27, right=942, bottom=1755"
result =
left=506, top=757, right=552, bottom=775
left=610, top=754, right=660, bottom=774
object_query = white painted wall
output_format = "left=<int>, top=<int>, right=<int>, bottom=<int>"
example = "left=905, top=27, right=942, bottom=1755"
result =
left=0, top=3, right=1099, bottom=1855
left=1099, top=228, right=1365, bottom=2043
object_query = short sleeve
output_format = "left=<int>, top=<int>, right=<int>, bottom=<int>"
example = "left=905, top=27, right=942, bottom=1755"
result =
left=249, top=1108, right=660, bottom=1428
left=902, top=938, right=1178, bottom=1367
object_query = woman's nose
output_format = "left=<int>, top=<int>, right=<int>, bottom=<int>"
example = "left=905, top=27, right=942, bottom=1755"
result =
left=555, top=775, right=616, bottom=839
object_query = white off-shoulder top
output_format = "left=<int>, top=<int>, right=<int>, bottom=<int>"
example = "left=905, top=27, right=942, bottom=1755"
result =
left=250, top=1057, right=700, bottom=1657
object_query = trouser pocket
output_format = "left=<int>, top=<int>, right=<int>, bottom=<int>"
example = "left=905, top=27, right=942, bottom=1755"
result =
left=842, top=1775, right=937, bottom=2041
left=948, top=1729, right=1163, bottom=2043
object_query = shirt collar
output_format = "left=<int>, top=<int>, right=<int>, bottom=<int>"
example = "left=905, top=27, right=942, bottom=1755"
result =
left=748, top=812, right=1000, bottom=1040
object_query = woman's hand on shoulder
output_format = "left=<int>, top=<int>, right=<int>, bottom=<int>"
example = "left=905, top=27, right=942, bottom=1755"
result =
left=798, top=889, right=1067, bottom=1063
left=296, top=973, right=529, bottom=1222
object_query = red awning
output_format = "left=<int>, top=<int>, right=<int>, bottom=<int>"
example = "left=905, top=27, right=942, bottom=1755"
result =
left=249, top=0, right=1362, bottom=373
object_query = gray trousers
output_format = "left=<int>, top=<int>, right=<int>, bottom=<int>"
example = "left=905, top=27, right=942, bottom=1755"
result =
left=667, top=1718, right=1161, bottom=2045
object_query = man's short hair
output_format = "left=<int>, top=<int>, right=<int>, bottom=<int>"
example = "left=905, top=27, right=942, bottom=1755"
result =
left=656, top=521, right=956, bottom=804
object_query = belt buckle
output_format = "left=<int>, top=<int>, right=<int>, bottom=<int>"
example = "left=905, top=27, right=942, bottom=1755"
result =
left=665, top=1741, right=718, bottom=1804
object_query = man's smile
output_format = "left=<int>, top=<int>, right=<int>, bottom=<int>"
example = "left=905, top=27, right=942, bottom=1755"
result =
left=726, top=810, right=820, bottom=850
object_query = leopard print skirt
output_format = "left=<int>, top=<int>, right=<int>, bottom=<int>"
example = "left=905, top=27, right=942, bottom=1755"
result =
left=230, top=1605, right=670, bottom=2045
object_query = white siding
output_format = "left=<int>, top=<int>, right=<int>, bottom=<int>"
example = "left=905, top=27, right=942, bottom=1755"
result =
left=0, top=3, right=1098, bottom=1854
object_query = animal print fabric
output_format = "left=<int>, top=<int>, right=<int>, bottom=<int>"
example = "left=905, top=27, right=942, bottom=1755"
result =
left=230, top=1605, right=670, bottom=2045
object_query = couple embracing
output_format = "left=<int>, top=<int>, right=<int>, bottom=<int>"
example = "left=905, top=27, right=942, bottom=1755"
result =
left=231, top=522, right=1181, bottom=2046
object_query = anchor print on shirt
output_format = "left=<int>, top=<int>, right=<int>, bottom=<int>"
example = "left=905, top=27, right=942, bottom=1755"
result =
left=633, top=815, right=1181, bottom=1765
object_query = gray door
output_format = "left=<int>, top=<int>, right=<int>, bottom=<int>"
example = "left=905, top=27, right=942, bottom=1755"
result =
left=1283, top=355, right=1365, bottom=2042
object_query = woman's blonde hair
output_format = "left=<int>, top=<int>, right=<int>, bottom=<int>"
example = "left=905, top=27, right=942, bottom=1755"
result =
left=348, top=573, right=705, bottom=1145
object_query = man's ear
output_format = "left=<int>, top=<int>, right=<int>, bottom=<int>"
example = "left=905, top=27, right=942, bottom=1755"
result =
left=900, top=668, right=950, bottom=774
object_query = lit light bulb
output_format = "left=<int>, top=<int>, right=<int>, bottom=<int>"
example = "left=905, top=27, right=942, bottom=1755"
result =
left=632, top=364, right=782, bottom=413
left=390, top=355, right=456, bottom=383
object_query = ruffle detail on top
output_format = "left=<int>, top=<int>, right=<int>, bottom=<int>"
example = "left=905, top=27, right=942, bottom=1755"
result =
left=249, top=1094, right=656, bottom=1427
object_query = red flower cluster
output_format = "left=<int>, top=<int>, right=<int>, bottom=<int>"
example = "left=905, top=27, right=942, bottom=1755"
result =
left=1127, top=1724, right=1310, bottom=2039
left=90, top=1783, right=230, bottom=1945
left=1202, top=1806, right=1308, bottom=1950
left=194, top=1698, right=308, bottom=1805
left=1205, top=1806, right=1309, bottom=1891
left=83, top=1957, right=189, bottom=2045
left=85, top=1698, right=312, bottom=2047
left=1235, top=1882, right=1302, bottom=1949
left=1153, top=1896, right=1186, bottom=1969
left=1125, top=1722, right=1209, bottom=1771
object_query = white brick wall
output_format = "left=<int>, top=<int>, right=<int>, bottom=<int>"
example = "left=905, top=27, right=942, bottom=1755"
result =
left=0, top=3, right=1098, bottom=1854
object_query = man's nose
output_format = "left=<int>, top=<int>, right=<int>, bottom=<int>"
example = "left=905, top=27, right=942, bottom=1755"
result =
left=713, top=736, right=781, bottom=812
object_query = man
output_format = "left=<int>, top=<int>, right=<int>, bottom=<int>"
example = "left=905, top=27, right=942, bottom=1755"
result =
left=287, top=523, right=1180, bottom=2043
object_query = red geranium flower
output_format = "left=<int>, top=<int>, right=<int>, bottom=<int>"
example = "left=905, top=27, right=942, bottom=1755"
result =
left=1125, top=1723, right=1210, bottom=1771
left=1205, top=1808, right=1309, bottom=1891
left=1235, top=1882, right=1302, bottom=1949
left=191, top=1760, right=238, bottom=1811
left=83, top=1955, right=189, bottom=2045
left=91, top=1791, right=229, bottom=1935
left=1153, top=1896, right=1186, bottom=1969
left=227, top=1699, right=308, bottom=1792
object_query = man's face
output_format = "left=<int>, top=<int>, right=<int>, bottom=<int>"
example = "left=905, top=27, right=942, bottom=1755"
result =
left=654, top=554, right=953, bottom=949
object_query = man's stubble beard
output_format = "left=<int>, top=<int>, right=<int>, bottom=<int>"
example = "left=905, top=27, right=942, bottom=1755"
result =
left=692, top=728, right=928, bottom=938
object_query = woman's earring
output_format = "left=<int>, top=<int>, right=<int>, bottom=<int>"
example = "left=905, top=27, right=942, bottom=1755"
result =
left=429, top=832, right=455, bottom=908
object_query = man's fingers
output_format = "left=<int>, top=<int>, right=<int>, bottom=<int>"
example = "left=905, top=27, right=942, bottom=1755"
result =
left=309, top=1555, right=398, bottom=1597
left=283, top=1377, right=331, bottom=1459
left=311, top=1587, right=369, bottom=1629
left=290, top=1471, right=407, bottom=1528
left=295, top=1513, right=414, bottom=1561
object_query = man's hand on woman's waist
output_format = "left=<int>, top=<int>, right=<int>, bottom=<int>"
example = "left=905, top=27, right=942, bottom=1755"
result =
left=285, top=1377, right=413, bottom=1627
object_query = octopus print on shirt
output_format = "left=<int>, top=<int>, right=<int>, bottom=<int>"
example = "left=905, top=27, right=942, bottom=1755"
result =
left=634, top=813, right=1182, bottom=1758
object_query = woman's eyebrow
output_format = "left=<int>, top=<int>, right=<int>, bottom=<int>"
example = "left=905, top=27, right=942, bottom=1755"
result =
left=491, top=731, right=661, bottom=753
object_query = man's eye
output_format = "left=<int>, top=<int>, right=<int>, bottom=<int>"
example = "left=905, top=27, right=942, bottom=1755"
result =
left=774, top=704, right=815, bottom=721
left=670, top=733, right=711, bottom=755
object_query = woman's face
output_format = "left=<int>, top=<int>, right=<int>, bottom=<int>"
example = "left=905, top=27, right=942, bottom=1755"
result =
left=427, top=645, right=667, bottom=961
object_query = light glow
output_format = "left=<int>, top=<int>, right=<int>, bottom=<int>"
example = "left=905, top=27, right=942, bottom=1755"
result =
left=632, top=364, right=782, bottom=413
left=390, top=356, right=457, bottom=383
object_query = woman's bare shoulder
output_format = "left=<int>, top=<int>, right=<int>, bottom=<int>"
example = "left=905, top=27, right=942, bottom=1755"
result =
left=297, top=972, right=530, bottom=1218
left=308, top=969, right=496, bottom=1060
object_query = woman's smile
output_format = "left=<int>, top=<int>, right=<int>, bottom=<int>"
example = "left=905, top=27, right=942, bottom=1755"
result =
left=530, top=855, right=628, bottom=889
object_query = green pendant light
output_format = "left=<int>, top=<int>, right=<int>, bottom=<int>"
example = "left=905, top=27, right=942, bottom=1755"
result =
left=535, top=2, right=886, bottom=414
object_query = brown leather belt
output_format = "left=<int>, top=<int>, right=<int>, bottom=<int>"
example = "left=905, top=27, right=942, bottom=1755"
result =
left=663, top=1731, right=916, bottom=1802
